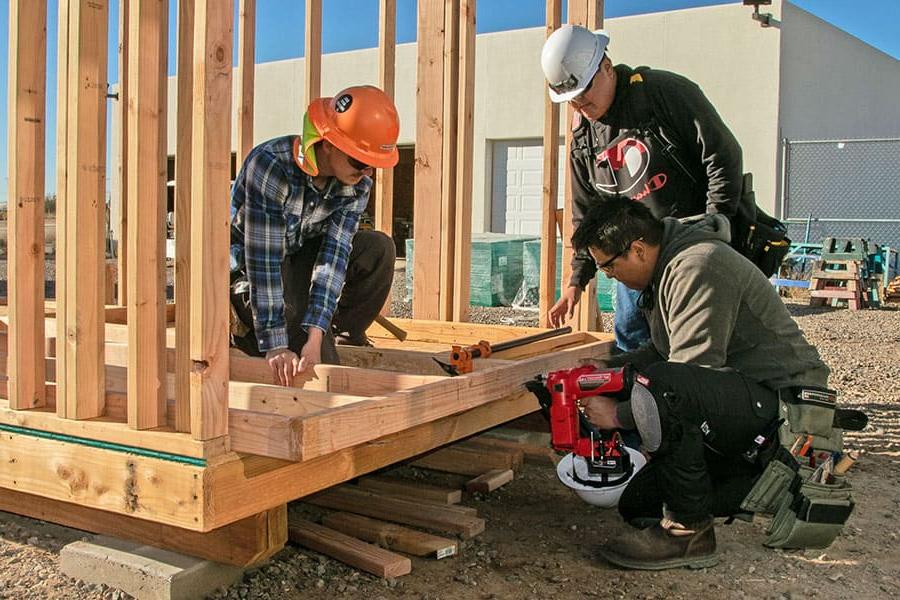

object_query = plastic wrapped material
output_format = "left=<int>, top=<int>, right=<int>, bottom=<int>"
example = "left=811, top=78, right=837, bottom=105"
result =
left=405, top=234, right=539, bottom=306
left=513, top=239, right=616, bottom=311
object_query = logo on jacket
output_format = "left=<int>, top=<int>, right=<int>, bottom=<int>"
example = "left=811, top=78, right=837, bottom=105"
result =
left=595, top=138, right=650, bottom=194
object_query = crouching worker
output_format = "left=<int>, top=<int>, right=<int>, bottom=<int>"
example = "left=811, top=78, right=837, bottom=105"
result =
left=230, top=86, right=399, bottom=385
left=573, top=197, right=829, bottom=570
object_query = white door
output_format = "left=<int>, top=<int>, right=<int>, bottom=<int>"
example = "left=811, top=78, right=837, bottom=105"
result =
left=491, top=139, right=565, bottom=234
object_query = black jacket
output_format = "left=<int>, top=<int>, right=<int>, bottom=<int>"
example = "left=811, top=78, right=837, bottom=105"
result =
left=569, top=64, right=744, bottom=289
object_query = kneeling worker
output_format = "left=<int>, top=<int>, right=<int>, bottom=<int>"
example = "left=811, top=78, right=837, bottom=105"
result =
left=230, top=86, right=400, bottom=385
left=573, top=197, right=829, bottom=570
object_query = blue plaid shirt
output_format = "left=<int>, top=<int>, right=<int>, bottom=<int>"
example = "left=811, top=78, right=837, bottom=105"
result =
left=230, top=136, right=371, bottom=352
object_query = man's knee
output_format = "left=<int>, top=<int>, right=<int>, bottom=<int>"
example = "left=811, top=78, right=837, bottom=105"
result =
left=352, top=230, right=396, bottom=264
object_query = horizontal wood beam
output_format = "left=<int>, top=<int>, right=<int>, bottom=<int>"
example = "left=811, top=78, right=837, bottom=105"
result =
left=0, top=488, right=285, bottom=566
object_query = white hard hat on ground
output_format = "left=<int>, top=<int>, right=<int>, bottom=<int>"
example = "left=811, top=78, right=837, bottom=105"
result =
left=541, top=24, right=610, bottom=103
left=556, top=447, right=647, bottom=508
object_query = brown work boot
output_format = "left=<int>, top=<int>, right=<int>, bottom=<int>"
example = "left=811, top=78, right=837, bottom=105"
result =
left=599, top=516, right=718, bottom=570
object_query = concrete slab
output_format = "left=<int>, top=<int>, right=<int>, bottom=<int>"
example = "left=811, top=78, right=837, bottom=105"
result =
left=60, top=535, right=245, bottom=600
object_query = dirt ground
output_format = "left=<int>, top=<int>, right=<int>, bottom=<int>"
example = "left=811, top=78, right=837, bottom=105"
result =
left=0, top=291, right=898, bottom=599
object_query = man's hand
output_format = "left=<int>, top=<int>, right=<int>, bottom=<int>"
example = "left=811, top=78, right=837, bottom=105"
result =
left=266, top=348, right=301, bottom=386
left=298, top=327, right=324, bottom=374
left=548, top=285, right=582, bottom=329
left=581, top=395, right=622, bottom=431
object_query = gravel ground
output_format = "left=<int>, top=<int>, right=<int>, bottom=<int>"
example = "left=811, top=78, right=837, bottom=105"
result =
left=0, top=261, right=898, bottom=599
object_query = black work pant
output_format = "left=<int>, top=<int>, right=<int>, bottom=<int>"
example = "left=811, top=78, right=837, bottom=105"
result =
left=231, top=230, right=395, bottom=363
left=618, top=362, right=779, bottom=524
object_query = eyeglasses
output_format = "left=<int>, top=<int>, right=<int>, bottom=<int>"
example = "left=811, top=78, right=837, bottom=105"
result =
left=596, top=237, right=642, bottom=274
left=346, top=155, right=373, bottom=172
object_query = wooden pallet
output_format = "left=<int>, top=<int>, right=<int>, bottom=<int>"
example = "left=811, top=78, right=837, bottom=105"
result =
left=0, top=316, right=612, bottom=564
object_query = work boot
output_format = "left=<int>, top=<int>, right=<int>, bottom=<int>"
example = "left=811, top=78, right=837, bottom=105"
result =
left=599, top=516, right=718, bottom=570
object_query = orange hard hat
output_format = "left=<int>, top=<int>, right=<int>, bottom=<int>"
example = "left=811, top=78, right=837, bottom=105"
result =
left=307, top=85, right=400, bottom=169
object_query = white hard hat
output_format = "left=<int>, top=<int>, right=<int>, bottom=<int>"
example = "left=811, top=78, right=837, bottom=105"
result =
left=556, top=447, right=646, bottom=508
left=541, top=25, right=610, bottom=103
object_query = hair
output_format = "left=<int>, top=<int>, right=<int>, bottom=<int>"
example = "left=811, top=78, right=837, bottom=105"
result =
left=571, top=196, right=664, bottom=255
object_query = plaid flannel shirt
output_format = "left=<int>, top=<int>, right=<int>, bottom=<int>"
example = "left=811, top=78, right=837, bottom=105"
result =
left=230, top=136, right=371, bottom=352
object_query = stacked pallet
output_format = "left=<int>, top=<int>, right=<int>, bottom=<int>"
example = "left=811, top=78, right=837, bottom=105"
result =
left=886, top=276, right=900, bottom=302
left=290, top=440, right=530, bottom=577
left=808, top=238, right=874, bottom=310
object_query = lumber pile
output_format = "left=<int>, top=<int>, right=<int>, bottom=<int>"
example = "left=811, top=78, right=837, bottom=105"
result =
left=886, top=276, right=900, bottom=302
left=289, top=430, right=553, bottom=577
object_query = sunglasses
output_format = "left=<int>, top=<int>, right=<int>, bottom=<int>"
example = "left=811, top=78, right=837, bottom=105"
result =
left=346, top=154, right=373, bottom=171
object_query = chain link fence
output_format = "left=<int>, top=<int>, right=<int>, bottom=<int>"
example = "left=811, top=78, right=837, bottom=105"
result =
left=781, top=138, right=900, bottom=249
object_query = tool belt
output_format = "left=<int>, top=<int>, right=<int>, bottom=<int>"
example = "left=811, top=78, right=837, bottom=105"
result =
left=740, top=386, right=866, bottom=549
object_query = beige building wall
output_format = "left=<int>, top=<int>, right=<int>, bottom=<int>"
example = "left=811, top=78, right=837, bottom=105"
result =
left=779, top=2, right=900, bottom=142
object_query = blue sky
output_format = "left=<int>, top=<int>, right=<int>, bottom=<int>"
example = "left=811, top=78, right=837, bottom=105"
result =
left=1, top=0, right=898, bottom=204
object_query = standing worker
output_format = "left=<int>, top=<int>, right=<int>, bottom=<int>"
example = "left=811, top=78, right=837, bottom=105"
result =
left=230, top=85, right=400, bottom=385
left=541, top=25, right=751, bottom=351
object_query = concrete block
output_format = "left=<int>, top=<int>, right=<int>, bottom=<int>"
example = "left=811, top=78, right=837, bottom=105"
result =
left=60, top=535, right=245, bottom=600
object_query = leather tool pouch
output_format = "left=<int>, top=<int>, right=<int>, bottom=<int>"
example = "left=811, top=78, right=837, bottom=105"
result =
left=734, top=173, right=791, bottom=278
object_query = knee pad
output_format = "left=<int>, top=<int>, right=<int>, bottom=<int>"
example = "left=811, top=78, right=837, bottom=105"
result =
left=630, top=382, right=663, bottom=453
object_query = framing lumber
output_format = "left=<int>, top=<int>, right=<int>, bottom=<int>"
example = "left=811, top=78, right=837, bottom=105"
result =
left=439, top=0, right=460, bottom=322
left=127, top=0, right=169, bottom=430
left=236, top=0, right=256, bottom=163
left=366, top=318, right=549, bottom=345
left=306, top=486, right=485, bottom=538
left=466, top=468, right=514, bottom=494
left=453, top=0, right=476, bottom=323
left=0, top=489, right=286, bottom=567
left=412, top=0, right=445, bottom=320
left=7, top=0, right=48, bottom=409
left=174, top=0, right=194, bottom=433
left=59, top=0, right=110, bottom=420
left=304, top=0, right=322, bottom=102
left=289, top=518, right=411, bottom=578
left=189, top=0, right=233, bottom=440
left=207, top=388, right=538, bottom=528
left=116, top=0, right=129, bottom=306
left=539, top=0, right=562, bottom=328
left=374, top=0, right=396, bottom=235
left=322, top=512, right=457, bottom=559
left=412, top=445, right=523, bottom=477
left=53, top=0, right=69, bottom=416
left=358, top=476, right=462, bottom=505
left=0, top=428, right=204, bottom=529
left=471, top=434, right=557, bottom=465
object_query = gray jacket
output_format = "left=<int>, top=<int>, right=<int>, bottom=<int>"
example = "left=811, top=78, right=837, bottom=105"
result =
left=611, top=215, right=829, bottom=391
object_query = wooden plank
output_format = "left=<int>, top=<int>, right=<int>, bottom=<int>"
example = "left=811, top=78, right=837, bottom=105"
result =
left=323, top=512, right=457, bottom=559
left=0, top=489, right=286, bottom=567
left=304, top=0, right=321, bottom=102
left=412, top=0, right=445, bottom=320
left=471, top=434, right=557, bottom=465
left=7, top=0, right=48, bottom=409
left=289, top=518, right=411, bottom=578
left=438, top=0, right=459, bottom=322
left=453, top=0, right=476, bottom=323
left=306, top=486, right=484, bottom=538
left=54, top=0, right=70, bottom=418
left=358, top=476, right=462, bottom=505
left=490, top=331, right=594, bottom=360
left=190, top=0, right=233, bottom=440
left=127, top=0, right=169, bottom=430
left=206, top=389, right=538, bottom=528
left=366, top=318, right=549, bottom=344
left=539, top=0, right=562, bottom=328
left=60, top=0, right=110, bottom=419
left=175, top=0, right=195, bottom=433
left=0, top=429, right=203, bottom=529
left=466, top=468, right=514, bottom=494
left=412, top=445, right=523, bottom=476
left=116, top=0, right=129, bottom=306
left=236, top=0, right=255, bottom=163
left=292, top=339, right=612, bottom=461
left=374, top=0, right=396, bottom=235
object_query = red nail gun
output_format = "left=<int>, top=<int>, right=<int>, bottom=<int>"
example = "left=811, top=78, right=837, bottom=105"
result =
left=526, top=364, right=636, bottom=489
